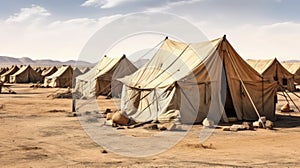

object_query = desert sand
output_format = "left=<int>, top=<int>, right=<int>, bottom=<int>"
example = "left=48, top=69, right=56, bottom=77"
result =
left=1, top=84, right=300, bottom=168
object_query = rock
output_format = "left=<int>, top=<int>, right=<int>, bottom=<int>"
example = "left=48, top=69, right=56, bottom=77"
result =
left=253, top=121, right=263, bottom=128
left=202, top=118, right=214, bottom=128
left=230, top=124, right=246, bottom=132
left=242, top=122, right=254, bottom=130
left=265, top=120, right=274, bottom=130
left=106, top=113, right=114, bottom=120
left=104, top=120, right=113, bottom=126
left=112, top=112, right=129, bottom=125
left=222, top=127, right=230, bottom=131
left=100, top=149, right=108, bottom=153
left=281, top=103, right=290, bottom=112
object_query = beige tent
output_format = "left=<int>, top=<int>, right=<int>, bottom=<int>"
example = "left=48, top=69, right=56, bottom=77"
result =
left=75, top=55, right=137, bottom=98
left=0, top=67, right=8, bottom=75
left=0, top=65, right=19, bottom=83
left=44, top=65, right=73, bottom=87
left=73, top=67, right=83, bottom=77
left=41, top=66, right=58, bottom=80
left=119, top=36, right=277, bottom=124
left=10, top=65, right=42, bottom=83
left=282, top=62, right=300, bottom=84
left=247, top=58, right=295, bottom=91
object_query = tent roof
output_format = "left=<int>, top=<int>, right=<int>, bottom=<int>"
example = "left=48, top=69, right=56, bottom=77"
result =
left=246, top=59, right=276, bottom=74
left=41, top=66, right=57, bottom=76
left=282, top=62, right=300, bottom=74
left=11, top=65, right=32, bottom=76
left=46, top=65, right=72, bottom=79
left=119, top=38, right=222, bottom=89
left=1, top=65, right=19, bottom=76
left=76, top=56, right=125, bottom=81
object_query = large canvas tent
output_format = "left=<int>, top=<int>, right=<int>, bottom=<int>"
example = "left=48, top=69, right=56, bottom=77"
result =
left=44, top=65, right=73, bottom=87
left=118, top=36, right=277, bottom=124
left=10, top=65, right=42, bottom=83
left=247, top=58, right=295, bottom=91
left=0, top=65, right=19, bottom=83
left=282, top=62, right=300, bottom=84
left=75, top=55, right=137, bottom=98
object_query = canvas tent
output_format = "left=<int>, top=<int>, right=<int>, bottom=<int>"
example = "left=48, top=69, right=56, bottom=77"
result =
left=282, top=62, right=300, bottom=84
left=41, top=66, right=58, bottom=79
left=247, top=58, right=295, bottom=91
left=44, top=65, right=73, bottom=87
left=75, top=55, right=137, bottom=98
left=73, top=67, right=83, bottom=77
left=10, top=65, right=42, bottom=83
left=81, top=67, right=90, bottom=74
left=118, top=36, right=277, bottom=124
left=0, top=65, right=19, bottom=83
left=0, top=67, right=8, bottom=75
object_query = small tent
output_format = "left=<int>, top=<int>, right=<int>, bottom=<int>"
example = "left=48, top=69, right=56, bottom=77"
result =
left=282, top=62, right=300, bottom=85
left=118, top=36, right=277, bottom=124
left=247, top=58, right=295, bottom=91
left=73, top=67, right=83, bottom=78
left=10, top=65, right=42, bottom=83
left=81, top=67, right=91, bottom=74
left=44, top=65, right=73, bottom=87
left=75, top=55, right=137, bottom=98
left=0, top=67, right=8, bottom=75
left=0, top=65, right=19, bottom=83
left=41, top=66, right=58, bottom=79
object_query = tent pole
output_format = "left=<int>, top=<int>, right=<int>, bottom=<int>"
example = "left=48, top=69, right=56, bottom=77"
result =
left=224, top=44, right=264, bottom=127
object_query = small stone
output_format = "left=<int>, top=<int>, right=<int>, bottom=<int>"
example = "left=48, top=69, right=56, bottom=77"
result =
left=253, top=121, right=263, bottom=128
left=202, top=118, right=214, bottom=128
left=242, top=122, right=254, bottom=130
left=101, top=149, right=108, bottom=153
left=222, top=127, right=230, bottom=131
left=265, top=120, right=274, bottom=130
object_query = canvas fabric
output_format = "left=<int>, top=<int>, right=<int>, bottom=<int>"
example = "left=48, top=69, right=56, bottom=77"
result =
left=119, top=37, right=277, bottom=124
left=247, top=59, right=295, bottom=91
left=10, top=65, right=42, bottom=83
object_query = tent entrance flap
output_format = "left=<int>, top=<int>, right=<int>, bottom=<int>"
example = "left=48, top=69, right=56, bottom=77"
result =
left=224, top=84, right=237, bottom=118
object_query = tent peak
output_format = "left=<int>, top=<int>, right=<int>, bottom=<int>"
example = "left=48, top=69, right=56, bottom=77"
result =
left=165, top=36, right=168, bottom=40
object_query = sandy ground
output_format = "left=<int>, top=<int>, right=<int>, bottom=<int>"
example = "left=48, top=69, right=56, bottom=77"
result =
left=1, top=84, right=300, bottom=168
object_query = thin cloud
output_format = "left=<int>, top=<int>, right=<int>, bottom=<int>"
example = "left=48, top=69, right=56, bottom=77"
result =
left=5, top=4, right=51, bottom=23
left=81, top=0, right=137, bottom=8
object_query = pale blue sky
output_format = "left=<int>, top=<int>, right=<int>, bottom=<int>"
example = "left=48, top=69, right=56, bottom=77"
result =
left=0, top=0, right=299, bottom=61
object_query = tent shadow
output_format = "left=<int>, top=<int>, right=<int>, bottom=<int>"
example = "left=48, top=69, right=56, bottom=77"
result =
left=274, top=114, right=300, bottom=128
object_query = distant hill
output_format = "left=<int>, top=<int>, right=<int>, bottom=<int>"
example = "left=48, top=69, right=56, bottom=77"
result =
left=0, top=56, right=94, bottom=67
left=282, top=60, right=300, bottom=63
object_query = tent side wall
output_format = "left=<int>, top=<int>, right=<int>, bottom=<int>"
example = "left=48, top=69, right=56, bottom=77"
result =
left=10, top=66, right=43, bottom=83
left=261, top=60, right=295, bottom=91
left=45, top=66, right=73, bottom=88
left=222, top=39, right=277, bottom=121
left=0, top=66, right=19, bottom=83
